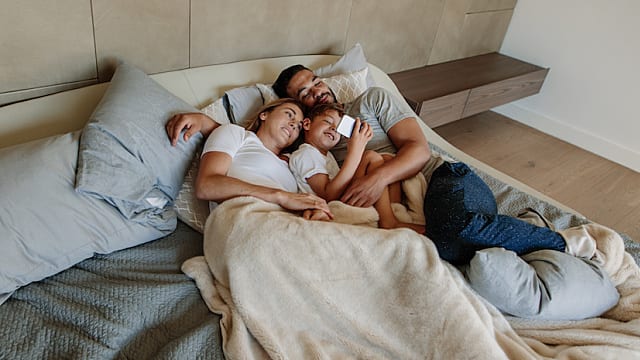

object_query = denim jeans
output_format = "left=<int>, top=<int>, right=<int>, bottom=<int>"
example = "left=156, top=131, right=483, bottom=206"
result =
left=423, top=162, right=565, bottom=264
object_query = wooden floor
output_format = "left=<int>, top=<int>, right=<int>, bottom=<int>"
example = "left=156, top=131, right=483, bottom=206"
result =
left=433, top=111, right=640, bottom=241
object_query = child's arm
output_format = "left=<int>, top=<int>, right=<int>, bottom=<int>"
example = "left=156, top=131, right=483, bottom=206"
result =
left=307, top=118, right=372, bottom=201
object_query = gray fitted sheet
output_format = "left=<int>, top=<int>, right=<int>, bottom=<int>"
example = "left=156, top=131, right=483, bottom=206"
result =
left=0, top=221, right=223, bottom=359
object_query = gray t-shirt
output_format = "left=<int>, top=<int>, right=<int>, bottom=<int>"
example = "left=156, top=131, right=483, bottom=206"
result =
left=331, top=87, right=415, bottom=164
left=333, top=86, right=445, bottom=182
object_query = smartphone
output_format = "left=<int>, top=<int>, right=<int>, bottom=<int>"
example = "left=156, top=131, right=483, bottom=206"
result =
left=336, top=114, right=356, bottom=138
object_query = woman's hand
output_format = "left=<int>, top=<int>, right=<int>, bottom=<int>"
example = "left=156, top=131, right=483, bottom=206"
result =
left=275, top=191, right=333, bottom=219
left=166, top=112, right=219, bottom=146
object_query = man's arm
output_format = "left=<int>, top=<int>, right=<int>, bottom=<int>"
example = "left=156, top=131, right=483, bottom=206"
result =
left=341, top=117, right=430, bottom=207
left=166, top=112, right=220, bottom=146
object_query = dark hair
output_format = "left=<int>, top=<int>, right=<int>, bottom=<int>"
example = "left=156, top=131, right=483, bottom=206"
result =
left=306, top=103, right=345, bottom=122
left=272, top=64, right=311, bottom=98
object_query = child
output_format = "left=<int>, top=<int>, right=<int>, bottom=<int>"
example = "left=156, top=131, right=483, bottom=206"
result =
left=289, top=103, right=425, bottom=233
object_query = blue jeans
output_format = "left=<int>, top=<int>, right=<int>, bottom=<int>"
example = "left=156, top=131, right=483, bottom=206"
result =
left=423, top=162, right=565, bottom=264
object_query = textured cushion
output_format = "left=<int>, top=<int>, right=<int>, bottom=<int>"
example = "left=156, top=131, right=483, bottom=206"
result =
left=322, top=67, right=369, bottom=104
left=174, top=150, right=210, bottom=232
left=466, top=247, right=619, bottom=320
left=75, top=62, right=203, bottom=231
left=0, top=132, right=167, bottom=304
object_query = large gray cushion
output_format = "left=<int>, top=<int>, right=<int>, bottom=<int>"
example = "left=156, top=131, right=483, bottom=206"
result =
left=75, top=62, right=202, bottom=230
left=466, top=247, right=619, bottom=320
left=0, top=132, right=167, bottom=304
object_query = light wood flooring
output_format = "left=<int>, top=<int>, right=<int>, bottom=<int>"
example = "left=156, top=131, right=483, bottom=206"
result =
left=433, top=111, right=640, bottom=241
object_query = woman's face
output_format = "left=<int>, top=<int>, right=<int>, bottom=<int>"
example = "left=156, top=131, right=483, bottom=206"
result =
left=259, top=102, right=304, bottom=150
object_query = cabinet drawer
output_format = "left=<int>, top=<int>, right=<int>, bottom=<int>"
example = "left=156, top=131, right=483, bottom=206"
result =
left=418, top=90, right=469, bottom=128
left=462, top=68, right=548, bottom=117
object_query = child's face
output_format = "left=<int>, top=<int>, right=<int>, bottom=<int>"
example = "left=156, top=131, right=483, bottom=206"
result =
left=303, top=109, right=342, bottom=153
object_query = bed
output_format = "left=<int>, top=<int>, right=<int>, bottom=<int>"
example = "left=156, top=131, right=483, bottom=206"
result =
left=1, top=46, right=639, bottom=359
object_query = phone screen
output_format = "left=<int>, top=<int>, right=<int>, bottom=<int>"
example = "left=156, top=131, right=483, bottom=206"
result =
left=337, top=115, right=356, bottom=137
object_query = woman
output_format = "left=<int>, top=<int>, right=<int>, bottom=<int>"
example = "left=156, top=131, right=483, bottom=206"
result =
left=166, top=98, right=332, bottom=220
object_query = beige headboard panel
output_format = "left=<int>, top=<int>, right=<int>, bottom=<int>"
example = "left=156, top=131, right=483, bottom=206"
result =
left=0, top=0, right=516, bottom=107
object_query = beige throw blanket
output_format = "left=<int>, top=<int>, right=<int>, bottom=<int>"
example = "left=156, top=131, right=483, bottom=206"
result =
left=183, top=196, right=640, bottom=359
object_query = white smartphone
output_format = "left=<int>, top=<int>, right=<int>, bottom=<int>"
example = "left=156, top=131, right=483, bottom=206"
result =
left=336, top=114, right=356, bottom=138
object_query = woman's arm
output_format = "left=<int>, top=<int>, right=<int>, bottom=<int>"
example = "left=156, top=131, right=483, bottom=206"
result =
left=197, top=151, right=332, bottom=215
left=166, top=112, right=220, bottom=146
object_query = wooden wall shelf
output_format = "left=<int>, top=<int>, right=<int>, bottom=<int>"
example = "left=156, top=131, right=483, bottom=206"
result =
left=388, top=53, right=549, bottom=128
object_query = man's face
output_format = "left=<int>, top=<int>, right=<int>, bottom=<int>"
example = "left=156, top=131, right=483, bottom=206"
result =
left=286, top=69, right=336, bottom=108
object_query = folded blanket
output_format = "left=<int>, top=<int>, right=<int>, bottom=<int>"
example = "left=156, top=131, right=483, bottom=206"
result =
left=183, top=196, right=640, bottom=359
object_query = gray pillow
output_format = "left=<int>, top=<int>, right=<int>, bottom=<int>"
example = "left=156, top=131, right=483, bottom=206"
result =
left=466, top=247, right=619, bottom=320
left=75, top=62, right=202, bottom=231
left=0, top=132, right=167, bottom=304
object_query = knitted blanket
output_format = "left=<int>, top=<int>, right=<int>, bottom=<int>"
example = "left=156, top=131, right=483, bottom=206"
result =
left=183, top=196, right=640, bottom=359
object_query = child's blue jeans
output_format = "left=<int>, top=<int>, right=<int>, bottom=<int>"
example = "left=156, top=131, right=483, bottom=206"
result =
left=423, top=162, right=565, bottom=264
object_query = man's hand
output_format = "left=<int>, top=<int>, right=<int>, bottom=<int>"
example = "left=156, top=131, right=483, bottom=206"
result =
left=340, top=171, right=386, bottom=208
left=166, top=112, right=218, bottom=146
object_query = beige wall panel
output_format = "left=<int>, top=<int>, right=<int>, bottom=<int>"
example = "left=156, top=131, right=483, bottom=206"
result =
left=93, top=0, right=190, bottom=80
left=429, top=0, right=467, bottom=64
left=429, top=0, right=512, bottom=64
left=190, top=0, right=350, bottom=67
left=345, top=0, right=446, bottom=73
left=0, top=1, right=96, bottom=93
left=460, top=10, right=513, bottom=58
left=468, top=0, right=516, bottom=13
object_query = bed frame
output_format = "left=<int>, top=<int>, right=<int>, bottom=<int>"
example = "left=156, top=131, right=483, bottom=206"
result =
left=1, top=54, right=638, bottom=359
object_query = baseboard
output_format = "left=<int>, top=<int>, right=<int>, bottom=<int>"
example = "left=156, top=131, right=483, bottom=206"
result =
left=494, top=104, right=640, bottom=173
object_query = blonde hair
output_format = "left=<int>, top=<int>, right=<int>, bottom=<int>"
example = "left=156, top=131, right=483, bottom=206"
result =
left=245, top=98, right=304, bottom=133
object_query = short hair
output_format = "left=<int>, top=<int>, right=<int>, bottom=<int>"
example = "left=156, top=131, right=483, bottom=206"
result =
left=306, top=103, right=345, bottom=122
left=272, top=64, right=311, bottom=98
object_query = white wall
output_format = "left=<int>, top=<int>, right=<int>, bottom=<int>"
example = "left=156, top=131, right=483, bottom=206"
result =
left=495, top=0, right=640, bottom=172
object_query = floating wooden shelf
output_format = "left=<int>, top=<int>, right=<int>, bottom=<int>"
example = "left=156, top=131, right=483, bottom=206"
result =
left=388, top=52, right=549, bottom=128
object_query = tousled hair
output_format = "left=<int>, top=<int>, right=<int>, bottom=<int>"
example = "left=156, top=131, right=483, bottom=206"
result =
left=306, top=103, right=345, bottom=122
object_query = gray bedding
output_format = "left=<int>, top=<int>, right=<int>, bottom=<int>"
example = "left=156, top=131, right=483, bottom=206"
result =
left=0, top=222, right=223, bottom=359
left=0, top=144, right=637, bottom=359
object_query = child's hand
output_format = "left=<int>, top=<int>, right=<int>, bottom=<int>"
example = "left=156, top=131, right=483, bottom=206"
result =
left=347, top=118, right=372, bottom=155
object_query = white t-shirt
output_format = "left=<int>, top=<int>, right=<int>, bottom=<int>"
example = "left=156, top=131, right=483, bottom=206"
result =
left=289, top=143, right=340, bottom=195
left=202, top=124, right=298, bottom=193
